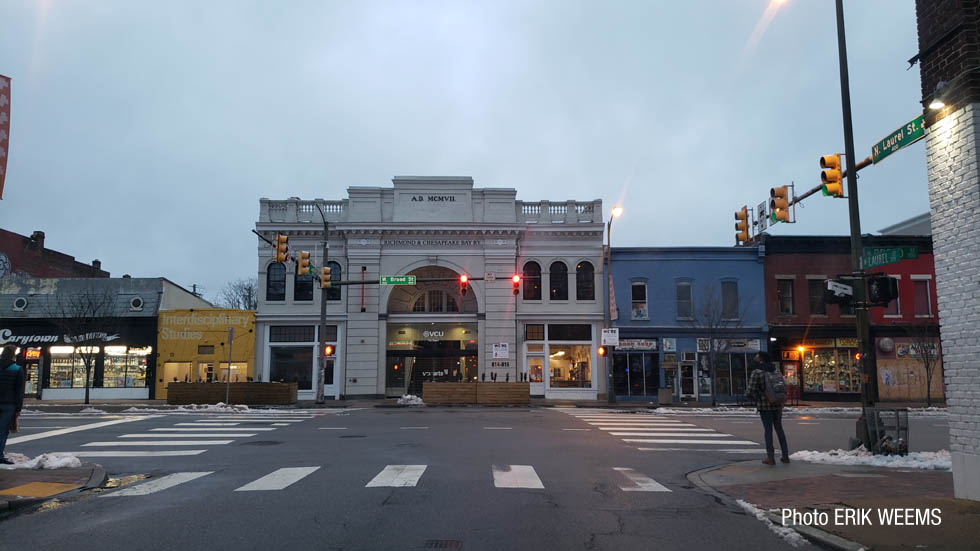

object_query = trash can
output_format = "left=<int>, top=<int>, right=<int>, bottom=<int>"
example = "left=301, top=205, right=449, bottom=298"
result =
left=865, top=407, right=909, bottom=456
left=658, top=388, right=673, bottom=406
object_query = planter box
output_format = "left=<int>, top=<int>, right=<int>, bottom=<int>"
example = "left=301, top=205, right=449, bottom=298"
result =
left=166, top=382, right=298, bottom=405
left=421, top=382, right=530, bottom=405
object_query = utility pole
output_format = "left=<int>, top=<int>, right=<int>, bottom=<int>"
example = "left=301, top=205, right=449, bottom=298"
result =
left=315, top=204, right=329, bottom=405
left=834, top=0, right=874, bottom=448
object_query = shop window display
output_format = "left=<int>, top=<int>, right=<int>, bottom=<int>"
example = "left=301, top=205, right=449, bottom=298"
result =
left=548, top=344, right=590, bottom=388
left=102, top=346, right=150, bottom=388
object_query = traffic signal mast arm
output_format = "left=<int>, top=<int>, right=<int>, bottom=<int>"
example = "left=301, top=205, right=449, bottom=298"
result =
left=791, top=154, right=873, bottom=208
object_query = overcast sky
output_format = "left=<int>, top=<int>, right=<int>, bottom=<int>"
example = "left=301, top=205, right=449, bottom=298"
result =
left=0, top=0, right=928, bottom=302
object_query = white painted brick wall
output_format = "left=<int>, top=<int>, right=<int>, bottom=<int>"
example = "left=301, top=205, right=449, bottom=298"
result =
left=927, top=102, right=980, bottom=500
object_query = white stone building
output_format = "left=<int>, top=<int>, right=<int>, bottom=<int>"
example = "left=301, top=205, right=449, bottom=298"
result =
left=254, top=177, right=606, bottom=401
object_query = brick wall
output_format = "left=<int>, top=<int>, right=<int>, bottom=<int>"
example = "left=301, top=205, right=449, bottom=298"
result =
left=0, top=228, right=109, bottom=278
left=916, top=0, right=980, bottom=127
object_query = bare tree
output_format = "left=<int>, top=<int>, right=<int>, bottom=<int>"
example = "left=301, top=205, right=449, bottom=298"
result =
left=686, top=286, right=753, bottom=407
left=216, top=278, right=258, bottom=310
left=46, top=285, right=122, bottom=405
left=903, top=325, right=941, bottom=407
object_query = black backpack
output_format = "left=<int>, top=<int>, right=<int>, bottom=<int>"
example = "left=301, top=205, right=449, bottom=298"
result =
left=764, top=369, right=787, bottom=405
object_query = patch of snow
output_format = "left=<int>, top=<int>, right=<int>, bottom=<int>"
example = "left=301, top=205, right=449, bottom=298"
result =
left=790, top=447, right=951, bottom=470
left=736, top=499, right=808, bottom=548
left=397, top=395, right=425, bottom=406
left=79, top=407, right=107, bottom=414
left=1, top=452, right=83, bottom=470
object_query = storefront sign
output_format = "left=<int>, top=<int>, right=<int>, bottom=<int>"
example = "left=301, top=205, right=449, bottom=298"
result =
left=662, top=338, right=676, bottom=352
left=836, top=337, right=859, bottom=348
left=492, top=342, right=509, bottom=359
left=64, top=332, right=120, bottom=344
left=423, top=330, right=445, bottom=339
left=722, top=339, right=761, bottom=352
left=616, top=339, right=657, bottom=351
left=601, top=328, right=619, bottom=346
left=0, top=329, right=60, bottom=345
left=799, top=338, right=836, bottom=349
left=781, top=351, right=800, bottom=361
left=24, top=349, right=41, bottom=360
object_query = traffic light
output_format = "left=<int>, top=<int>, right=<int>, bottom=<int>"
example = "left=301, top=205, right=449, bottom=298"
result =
left=320, top=266, right=332, bottom=289
left=597, top=346, right=607, bottom=357
left=820, top=154, right=844, bottom=197
left=770, top=186, right=790, bottom=223
left=460, top=274, right=469, bottom=296
left=296, top=251, right=311, bottom=276
left=735, top=206, right=750, bottom=244
left=867, top=275, right=900, bottom=306
left=323, top=344, right=334, bottom=356
left=274, top=233, right=289, bottom=262
left=512, top=274, right=521, bottom=295
left=854, top=352, right=862, bottom=362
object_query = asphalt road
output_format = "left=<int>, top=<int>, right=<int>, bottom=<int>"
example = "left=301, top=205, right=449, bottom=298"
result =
left=3, top=406, right=941, bottom=551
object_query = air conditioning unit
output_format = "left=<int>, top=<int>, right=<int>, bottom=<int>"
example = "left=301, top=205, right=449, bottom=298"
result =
left=129, top=296, right=145, bottom=311
left=12, top=297, right=27, bottom=311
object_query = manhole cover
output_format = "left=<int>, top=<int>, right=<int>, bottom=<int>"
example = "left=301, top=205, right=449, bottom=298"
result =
left=239, top=440, right=282, bottom=446
left=339, top=435, right=367, bottom=439
left=424, top=540, right=462, bottom=549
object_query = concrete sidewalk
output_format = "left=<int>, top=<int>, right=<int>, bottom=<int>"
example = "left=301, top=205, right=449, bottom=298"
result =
left=0, top=463, right=106, bottom=518
left=690, top=459, right=979, bottom=551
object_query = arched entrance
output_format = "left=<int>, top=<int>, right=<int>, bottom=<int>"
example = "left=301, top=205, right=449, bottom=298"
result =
left=384, top=266, right=479, bottom=396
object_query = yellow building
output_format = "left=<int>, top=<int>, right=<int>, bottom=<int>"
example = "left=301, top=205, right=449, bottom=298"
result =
left=156, top=309, right=256, bottom=399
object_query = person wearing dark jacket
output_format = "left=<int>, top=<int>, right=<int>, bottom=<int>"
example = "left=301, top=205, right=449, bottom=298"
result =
left=745, top=351, right=790, bottom=465
left=0, top=344, right=26, bottom=464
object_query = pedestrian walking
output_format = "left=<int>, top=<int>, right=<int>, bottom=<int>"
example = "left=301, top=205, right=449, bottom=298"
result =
left=0, top=344, right=26, bottom=464
left=745, top=351, right=790, bottom=465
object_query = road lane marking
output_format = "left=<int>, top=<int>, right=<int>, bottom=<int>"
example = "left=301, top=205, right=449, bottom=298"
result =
left=613, top=467, right=671, bottom=492
left=366, top=465, right=427, bottom=487
left=82, top=440, right=234, bottom=446
left=151, top=427, right=275, bottom=432
left=484, top=427, right=512, bottom=430
left=103, top=472, right=213, bottom=497
left=57, top=450, right=208, bottom=457
left=609, top=432, right=732, bottom=437
left=597, top=427, right=712, bottom=431
left=179, top=423, right=240, bottom=426
left=796, top=422, right=818, bottom=425
left=272, top=423, right=291, bottom=426
left=622, top=439, right=759, bottom=445
left=492, top=465, right=544, bottom=489
left=834, top=473, right=887, bottom=478
left=588, top=423, right=697, bottom=427
left=6, top=416, right=153, bottom=446
left=318, top=427, right=348, bottom=430
left=235, top=467, right=321, bottom=491
left=119, top=433, right=256, bottom=438
left=637, top=448, right=766, bottom=453
left=562, top=428, right=591, bottom=431
left=399, top=427, right=429, bottom=430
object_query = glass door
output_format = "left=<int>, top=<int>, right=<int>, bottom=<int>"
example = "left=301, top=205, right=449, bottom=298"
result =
left=528, top=356, right=544, bottom=395
left=680, top=362, right=695, bottom=398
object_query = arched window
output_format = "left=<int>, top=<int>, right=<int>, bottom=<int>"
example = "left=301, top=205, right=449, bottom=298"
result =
left=446, top=294, right=459, bottom=312
left=326, top=262, right=342, bottom=301
left=576, top=261, right=595, bottom=301
left=294, top=267, right=313, bottom=302
left=550, top=261, right=568, bottom=301
left=266, top=263, right=286, bottom=301
left=412, top=295, right=426, bottom=312
left=523, top=262, right=542, bottom=300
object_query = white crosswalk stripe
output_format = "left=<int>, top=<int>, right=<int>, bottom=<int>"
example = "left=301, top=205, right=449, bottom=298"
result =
left=103, top=472, right=213, bottom=497
left=54, top=450, right=208, bottom=457
left=177, top=423, right=240, bottom=426
left=613, top=468, right=671, bottom=492
left=119, top=433, right=257, bottom=438
left=151, top=427, right=276, bottom=432
left=622, top=439, right=759, bottom=445
left=366, top=465, right=427, bottom=487
left=235, top=467, right=320, bottom=491
left=492, top=465, right=544, bottom=489
left=82, top=440, right=234, bottom=446
left=608, top=432, right=732, bottom=437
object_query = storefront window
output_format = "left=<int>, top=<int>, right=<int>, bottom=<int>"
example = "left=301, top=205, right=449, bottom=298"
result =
left=218, top=362, right=249, bottom=383
left=270, top=346, right=313, bottom=390
left=715, top=354, right=731, bottom=396
left=49, top=346, right=96, bottom=388
left=730, top=354, right=749, bottom=396
left=548, top=344, right=591, bottom=388
left=103, top=346, right=149, bottom=388
left=801, top=347, right=861, bottom=393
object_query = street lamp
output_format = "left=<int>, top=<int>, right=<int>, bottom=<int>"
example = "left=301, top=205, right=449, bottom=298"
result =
left=604, top=206, right=623, bottom=404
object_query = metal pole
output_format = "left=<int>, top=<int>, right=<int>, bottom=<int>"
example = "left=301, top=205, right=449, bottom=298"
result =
left=225, top=327, right=233, bottom=405
left=834, top=0, right=874, bottom=447
left=315, top=205, right=329, bottom=405
left=605, top=218, right=616, bottom=404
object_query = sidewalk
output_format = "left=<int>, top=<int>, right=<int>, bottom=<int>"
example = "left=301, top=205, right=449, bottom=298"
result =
left=690, top=459, right=979, bottom=550
left=0, top=463, right=106, bottom=518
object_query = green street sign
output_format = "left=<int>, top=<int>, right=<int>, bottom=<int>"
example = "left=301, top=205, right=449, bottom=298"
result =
left=862, top=246, right=918, bottom=270
left=872, top=115, right=925, bottom=165
left=380, top=275, right=417, bottom=285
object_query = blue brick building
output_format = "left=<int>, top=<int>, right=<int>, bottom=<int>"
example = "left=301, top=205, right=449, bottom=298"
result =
left=608, top=247, right=768, bottom=403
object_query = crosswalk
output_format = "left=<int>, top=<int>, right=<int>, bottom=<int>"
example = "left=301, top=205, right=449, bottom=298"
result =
left=557, top=408, right=765, bottom=454
left=99, top=463, right=674, bottom=497
left=51, top=411, right=330, bottom=459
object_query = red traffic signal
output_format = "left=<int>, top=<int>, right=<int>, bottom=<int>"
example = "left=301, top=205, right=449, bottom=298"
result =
left=597, top=346, right=607, bottom=356
left=512, top=274, right=520, bottom=295
left=460, top=274, right=469, bottom=296
left=324, top=345, right=334, bottom=356
left=854, top=352, right=862, bottom=361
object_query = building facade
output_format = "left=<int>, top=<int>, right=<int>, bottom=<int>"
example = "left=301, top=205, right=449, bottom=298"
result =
left=0, top=277, right=211, bottom=400
left=155, top=309, right=256, bottom=399
left=255, top=177, right=606, bottom=401
left=761, top=235, right=942, bottom=403
left=0, top=229, right=109, bottom=279
left=609, top=247, right=768, bottom=403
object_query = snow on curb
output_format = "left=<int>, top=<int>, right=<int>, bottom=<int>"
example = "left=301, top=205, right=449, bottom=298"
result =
left=397, top=395, right=425, bottom=406
left=0, top=452, right=82, bottom=470
left=121, top=403, right=254, bottom=414
left=736, top=500, right=808, bottom=548
left=79, top=407, right=107, bottom=414
left=790, top=447, right=951, bottom=471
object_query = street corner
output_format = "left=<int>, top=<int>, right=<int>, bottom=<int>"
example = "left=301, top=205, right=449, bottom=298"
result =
left=0, top=461, right=107, bottom=518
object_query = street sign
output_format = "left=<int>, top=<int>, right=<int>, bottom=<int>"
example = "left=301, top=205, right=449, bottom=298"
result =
left=756, top=201, right=767, bottom=231
left=380, top=275, right=417, bottom=285
left=484, top=272, right=496, bottom=283
left=826, top=280, right=853, bottom=297
left=601, top=328, right=620, bottom=346
left=492, top=342, right=509, bottom=359
left=862, top=246, right=918, bottom=270
left=872, top=115, right=925, bottom=165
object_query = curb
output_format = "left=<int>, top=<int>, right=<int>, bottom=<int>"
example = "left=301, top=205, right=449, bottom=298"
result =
left=687, top=464, right=866, bottom=551
left=0, top=463, right=109, bottom=521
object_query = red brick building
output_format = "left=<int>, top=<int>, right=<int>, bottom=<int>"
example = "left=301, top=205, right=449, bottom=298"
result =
left=0, top=229, right=109, bottom=279
left=762, top=235, right=941, bottom=403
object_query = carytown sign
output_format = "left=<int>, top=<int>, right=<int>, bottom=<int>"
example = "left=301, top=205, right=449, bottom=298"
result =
left=0, top=328, right=120, bottom=346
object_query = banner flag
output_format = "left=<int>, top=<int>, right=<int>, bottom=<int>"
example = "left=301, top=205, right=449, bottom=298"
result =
left=0, top=74, right=9, bottom=200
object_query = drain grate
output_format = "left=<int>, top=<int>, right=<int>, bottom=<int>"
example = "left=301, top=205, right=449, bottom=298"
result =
left=424, top=540, right=462, bottom=549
